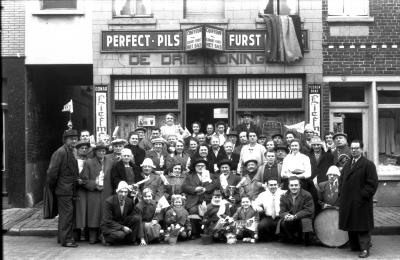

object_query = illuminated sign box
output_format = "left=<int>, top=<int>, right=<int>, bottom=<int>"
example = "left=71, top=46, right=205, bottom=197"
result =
left=184, top=25, right=225, bottom=52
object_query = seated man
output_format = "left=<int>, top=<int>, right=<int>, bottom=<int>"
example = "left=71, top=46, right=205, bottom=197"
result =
left=279, top=176, right=315, bottom=246
left=318, top=165, right=340, bottom=210
left=100, top=181, right=145, bottom=246
left=253, top=177, right=286, bottom=242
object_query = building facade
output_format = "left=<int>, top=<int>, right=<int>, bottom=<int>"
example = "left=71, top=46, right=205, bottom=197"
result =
left=322, top=0, right=400, bottom=205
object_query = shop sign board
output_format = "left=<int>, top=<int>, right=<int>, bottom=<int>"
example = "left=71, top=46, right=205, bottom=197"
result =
left=95, top=85, right=108, bottom=141
left=213, top=108, right=229, bottom=118
left=309, top=84, right=321, bottom=135
left=138, top=115, right=156, bottom=127
left=205, top=26, right=224, bottom=51
left=184, top=26, right=203, bottom=51
left=226, top=31, right=266, bottom=51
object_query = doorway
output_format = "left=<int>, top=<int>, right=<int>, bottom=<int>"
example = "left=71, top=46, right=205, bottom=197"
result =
left=186, top=103, right=229, bottom=132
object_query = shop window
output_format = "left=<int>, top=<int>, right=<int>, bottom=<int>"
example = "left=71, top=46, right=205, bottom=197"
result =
left=114, top=79, right=178, bottom=100
left=188, top=78, right=228, bottom=100
left=258, top=0, right=299, bottom=15
left=378, top=91, right=400, bottom=104
left=238, top=78, right=302, bottom=99
left=328, top=0, right=369, bottom=16
left=113, top=0, right=152, bottom=17
left=42, top=0, right=77, bottom=9
left=330, top=86, right=365, bottom=102
left=184, top=0, right=224, bottom=19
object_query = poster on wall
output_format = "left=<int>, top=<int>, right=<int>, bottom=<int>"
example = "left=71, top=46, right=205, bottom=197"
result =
left=138, top=115, right=156, bottom=127
left=308, top=84, right=321, bottom=136
left=95, top=85, right=108, bottom=142
left=213, top=108, right=229, bottom=119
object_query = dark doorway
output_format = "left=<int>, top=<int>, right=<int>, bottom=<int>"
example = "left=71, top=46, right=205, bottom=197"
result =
left=343, top=113, right=363, bottom=143
left=186, top=103, right=229, bottom=132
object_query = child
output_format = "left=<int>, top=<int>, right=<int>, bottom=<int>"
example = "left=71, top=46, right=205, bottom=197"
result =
left=232, top=196, right=259, bottom=243
left=202, top=190, right=233, bottom=243
left=164, top=194, right=192, bottom=243
left=135, top=188, right=162, bottom=244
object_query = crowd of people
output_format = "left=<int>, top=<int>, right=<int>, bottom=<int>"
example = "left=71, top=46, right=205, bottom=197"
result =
left=46, top=112, right=378, bottom=258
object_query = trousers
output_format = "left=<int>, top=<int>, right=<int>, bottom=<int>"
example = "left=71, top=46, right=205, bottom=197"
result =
left=57, top=196, right=75, bottom=245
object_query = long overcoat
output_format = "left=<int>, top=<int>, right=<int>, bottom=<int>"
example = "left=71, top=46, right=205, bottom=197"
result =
left=339, top=156, right=378, bottom=231
left=81, top=156, right=113, bottom=228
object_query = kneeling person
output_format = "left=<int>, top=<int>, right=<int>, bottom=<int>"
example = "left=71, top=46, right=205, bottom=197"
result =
left=101, top=181, right=145, bottom=246
left=279, top=176, right=315, bottom=245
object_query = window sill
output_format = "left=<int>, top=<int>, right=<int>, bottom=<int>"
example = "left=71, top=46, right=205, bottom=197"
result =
left=32, top=9, right=85, bottom=16
left=255, top=16, right=304, bottom=24
left=327, top=16, right=374, bottom=23
left=180, top=18, right=229, bottom=25
left=108, top=17, right=157, bottom=25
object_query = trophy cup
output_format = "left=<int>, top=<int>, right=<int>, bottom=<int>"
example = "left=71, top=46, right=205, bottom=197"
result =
left=228, top=185, right=236, bottom=202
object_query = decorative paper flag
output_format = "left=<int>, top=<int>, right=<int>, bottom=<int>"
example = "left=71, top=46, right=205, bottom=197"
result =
left=62, top=99, right=73, bottom=113
left=112, top=126, right=119, bottom=138
left=284, top=121, right=305, bottom=133
left=156, top=195, right=170, bottom=209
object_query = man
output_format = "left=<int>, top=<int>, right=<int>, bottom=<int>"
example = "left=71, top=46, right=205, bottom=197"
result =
left=339, top=140, right=378, bottom=258
left=253, top=177, right=286, bottom=241
left=257, top=134, right=267, bottom=146
left=275, top=144, right=289, bottom=164
left=233, top=131, right=248, bottom=156
left=213, top=121, right=227, bottom=145
left=146, top=137, right=168, bottom=174
left=80, top=129, right=95, bottom=157
left=99, top=133, right=113, bottom=154
left=226, top=130, right=239, bottom=148
left=236, top=111, right=261, bottom=137
left=271, top=133, right=283, bottom=146
left=150, top=127, right=161, bottom=141
left=279, top=176, right=314, bottom=246
left=191, top=122, right=201, bottom=138
left=301, top=124, right=314, bottom=154
left=101, top=181, right=145, bottom=246
left=324, top=131, right=335, bottom=152
left=209, top=136, right=227, bottom=174
left=308, top=136, right=334, bottom=184
left=135, top=127, right=152, bottom=152
left=106, top=138, right=127, bottom=163
left=238, top=159, right=264, bottom=200
left=196, top=133, right=207, bottom=147
left=318, top=165, right=340, bottom=209
left=332, top=132, right=352, bottom=169
left=237, top=131, right=267, bottom=175
left=218, top=159, right=242, bottom=210
left=47, top=129, right=80, bottom=247
left=285, top=131, right=296, bottom=146
left=205, top=123, right=215, bottom=145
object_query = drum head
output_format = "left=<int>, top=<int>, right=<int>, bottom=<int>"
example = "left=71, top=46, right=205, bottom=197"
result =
left=314, top=208, right=349, bottom=247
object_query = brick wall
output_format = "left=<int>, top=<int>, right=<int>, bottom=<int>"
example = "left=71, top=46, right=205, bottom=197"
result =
left=322, top=0, right=400, bottom=75
left=1, top=0, right=25, bottom=57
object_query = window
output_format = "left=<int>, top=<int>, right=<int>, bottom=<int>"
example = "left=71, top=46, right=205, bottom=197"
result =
left=237, top=78, right=302, bottom=99
left=188, top=78, right=228, bottom=100
left=330, top=86, right=365, bottom=102
left=328, top=0, right=369, bottom=16
left=184, top=0, right=224, bottom=19
left=113, top=0, right=152, bottom=17
left=258, top=0, right=299, bottom=15
left=42, top=0, right=77, bottom=9
left=114, top=79, right=178, bottom=101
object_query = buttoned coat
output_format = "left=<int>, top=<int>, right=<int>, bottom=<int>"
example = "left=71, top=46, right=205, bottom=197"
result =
left=110, top=160, right=141, bottom=192
left=339, top=156, right=378, bottom=231
left=139, top=172, right=165, bottom=202
left=308, top=149, right=334, bottom=183
left=81, top=156, right=113, bottom=228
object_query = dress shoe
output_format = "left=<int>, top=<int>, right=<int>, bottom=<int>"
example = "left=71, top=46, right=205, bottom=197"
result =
left=359, top=250, right=369, bottom=258
left=63, top=242, right=78, bottom=248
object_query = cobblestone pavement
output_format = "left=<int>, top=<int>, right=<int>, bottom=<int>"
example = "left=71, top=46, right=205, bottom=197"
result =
left=3, top=235, right=400, bottom=260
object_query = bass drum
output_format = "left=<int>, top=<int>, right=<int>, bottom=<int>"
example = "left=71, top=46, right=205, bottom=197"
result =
left=314, top=207, right=348, bottom=247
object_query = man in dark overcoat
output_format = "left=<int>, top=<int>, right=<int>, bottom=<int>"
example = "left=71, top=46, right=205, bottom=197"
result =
left=236, top=111, right=262, bottom=137
left=47, top=129, right=80, bottom=247
left=339, top=140, right=378, bottom=258
left=101, top=181, right=145, bottom=245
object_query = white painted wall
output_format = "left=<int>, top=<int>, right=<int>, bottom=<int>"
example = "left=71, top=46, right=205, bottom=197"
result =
left=25, top=0, right=92, bottom=64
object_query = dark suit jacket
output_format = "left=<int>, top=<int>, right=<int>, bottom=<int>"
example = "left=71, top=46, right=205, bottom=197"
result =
left=208, top=146, right=227, bottom=171
left=126, top=144, right=145, bottom=167
left=111, top=160, right=142, bottom=192
left=236, top=122, right=261, bottom=137
left=308, top=150, right=334, bottom=183
left=101, top=195, right=139, bottom=235
left=225, top=153, right=240, bottom=171
left=339, top=156, right=378, bottom=231
left=279, top=189, right=314, bottom=219
left=47, top=144, right=79, bottom=196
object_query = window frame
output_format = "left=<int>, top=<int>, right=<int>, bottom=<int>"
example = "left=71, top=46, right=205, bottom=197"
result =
left=41, top=0, right=77, bottom=10
left=258, top=0, right=300, bottom=16
left=112, top=0, right=153, bottom=18
left=327, top=0, right=369, bottom=17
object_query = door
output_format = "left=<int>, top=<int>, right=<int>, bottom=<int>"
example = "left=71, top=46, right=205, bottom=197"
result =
left=186, top=103, right=229, bottom=132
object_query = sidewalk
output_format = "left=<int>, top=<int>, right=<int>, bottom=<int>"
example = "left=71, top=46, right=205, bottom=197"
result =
left=2, top=204, right=400, bottom=236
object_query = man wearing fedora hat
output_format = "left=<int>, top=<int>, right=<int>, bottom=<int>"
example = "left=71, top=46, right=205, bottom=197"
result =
left=236, top=111, right=261, bottom=137
left=332, top=132, right=351, bottom=169
left=101, top=181, right=144, bottom=246
left=47, top=129, right=80, bottom=247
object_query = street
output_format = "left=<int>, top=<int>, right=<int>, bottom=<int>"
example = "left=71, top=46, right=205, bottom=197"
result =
left=3, top=235, right=400, bottom=260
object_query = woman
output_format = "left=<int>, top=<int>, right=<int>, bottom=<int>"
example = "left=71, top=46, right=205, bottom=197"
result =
left=165, top=140, right=190, bottom=174
left=125, top=132, right=145, bottom=167
left=186, top=144, right=213, bottom=174
left=81, top=142, right=113, bottom=244
left=160, top=113, right=184, bottom=140
left=186, top=138, right=199, bottom=157
left=138, top=158, right=166, bottom=202
left=165, top=163, right=187, bottom=198
left=110, top=148, right=141, bottom=192
left=145, top=137, right=168, bottom=175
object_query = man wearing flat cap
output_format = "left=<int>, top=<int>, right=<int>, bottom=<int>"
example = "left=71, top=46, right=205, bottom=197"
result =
left=135, top=127, right=152, bottom=152
left=238, top=159, right=264, bottom=201
left=101, top=181, right=145, bottom=246
left=271, top=133, right=283, bottom=146
left=332, top=132, right=351, bottom=169
left=106, top=139, right=127, bottom=163
left=145, top=137, right=169, bottom=175
left=47, top=129, right=80, bottom=247
left=236, top=112, right=262, bottom=137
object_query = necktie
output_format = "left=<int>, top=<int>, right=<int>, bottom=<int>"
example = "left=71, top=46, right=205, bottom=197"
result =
left=351, top=159, right=356, bottom=169
left=271, top=194, right=276, bottom=219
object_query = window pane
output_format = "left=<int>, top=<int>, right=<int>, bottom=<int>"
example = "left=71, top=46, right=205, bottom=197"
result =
left=188, top=78, right=228, bottom=100
left=330, top=86, right=365, bottom=102
left=42, top=0, right=77, bottom=9
left=114, top=79, right=178, bottom=100
left=378, top=108, right=400, bottom=173
left=344, top=0, right=368, bottom=16
left=114, top=0, right=151, bottom=16
left=328, top=0, right=344, bottom=15
left=378, top=91, right=400, bottom=104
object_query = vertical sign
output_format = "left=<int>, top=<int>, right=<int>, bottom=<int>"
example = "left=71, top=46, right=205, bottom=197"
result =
left=309, top=84, right=321, bottom=136
left=95, top=85, right=108, bottom=142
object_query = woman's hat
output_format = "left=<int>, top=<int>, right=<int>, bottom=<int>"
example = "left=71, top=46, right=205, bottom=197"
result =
left=116, top=181, right=132, bottom=193
left=141, top=158, right=155, bottom=168
left=326, top=165, right=341, bottom=176
left=193, top=158, right=208, bottom=167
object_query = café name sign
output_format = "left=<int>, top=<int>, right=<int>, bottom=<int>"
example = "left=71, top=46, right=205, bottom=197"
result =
left=102, top=27, right=268, bottom=52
